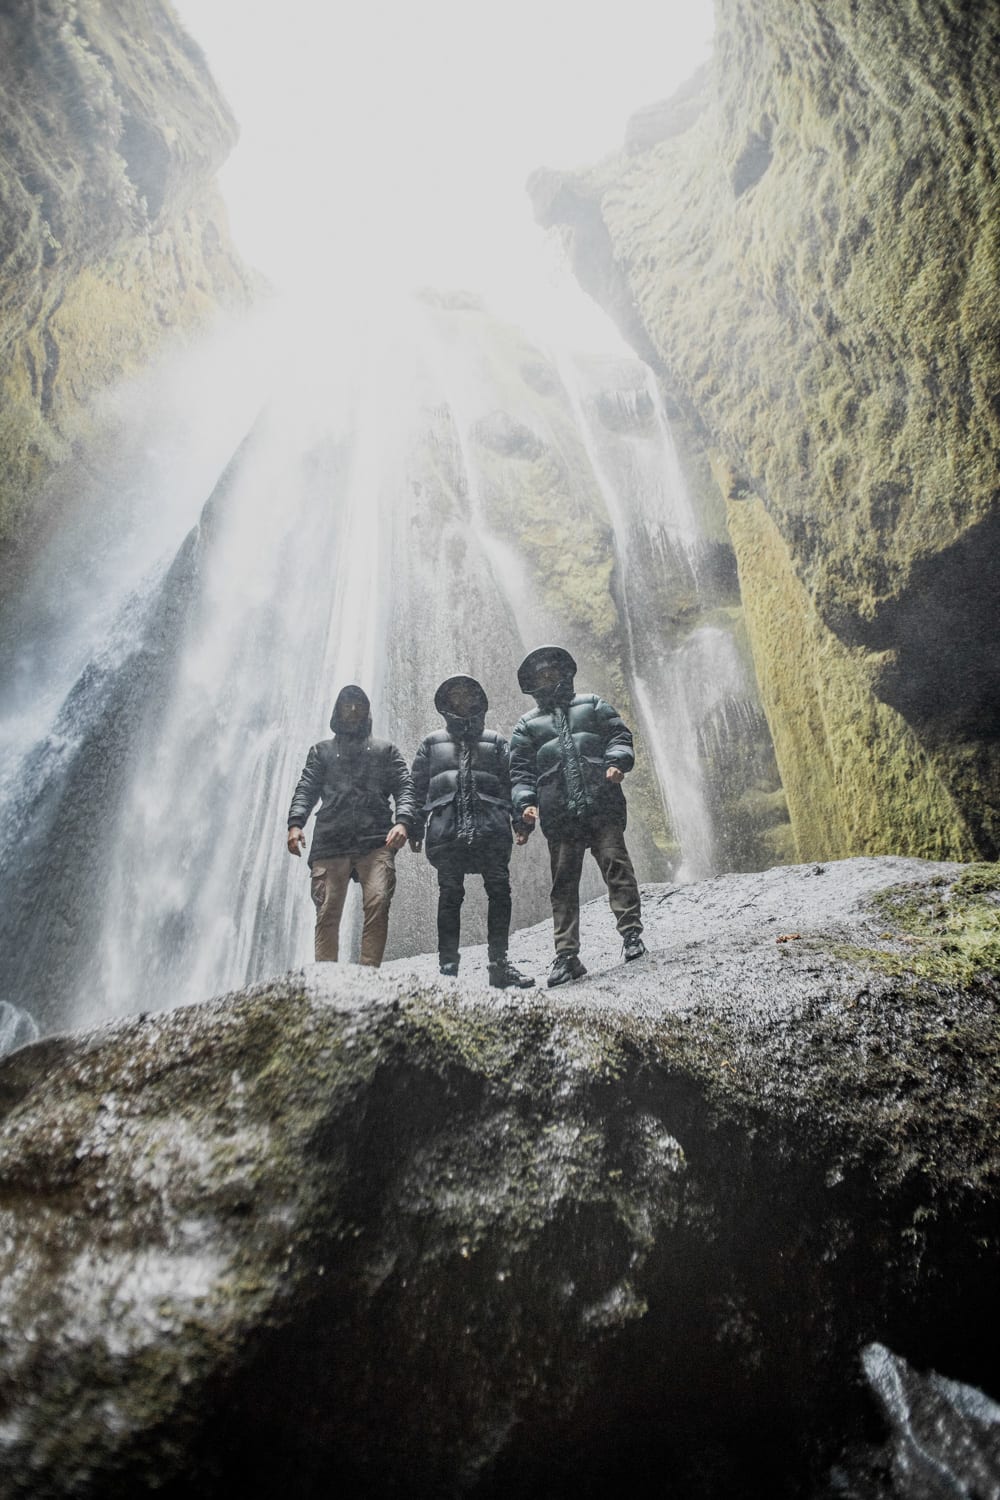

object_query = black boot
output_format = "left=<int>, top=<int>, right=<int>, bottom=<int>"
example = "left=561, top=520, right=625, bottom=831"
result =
left=439, top=958, right=459, bottom=977
left=488, top=958, right=535, bottom=990
left=547, top=954, right=587, bottom=988
left=622, top=931, right=646, bottom=962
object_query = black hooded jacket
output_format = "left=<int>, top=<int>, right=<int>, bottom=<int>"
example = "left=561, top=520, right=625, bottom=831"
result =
left=287, top=687, right=417, bottom=863
left=410, top=677, right=516, bottom=865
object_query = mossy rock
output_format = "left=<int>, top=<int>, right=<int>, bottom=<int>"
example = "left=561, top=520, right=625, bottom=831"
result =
left=0, top=857, right=996, bottom=1495
left=533, top=0, right=1000, bottom=863
left=0, top=0, right=254, bottom=553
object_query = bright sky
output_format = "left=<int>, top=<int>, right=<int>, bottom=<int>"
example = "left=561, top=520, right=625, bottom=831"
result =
left=174, top=0, right=714, bottom=324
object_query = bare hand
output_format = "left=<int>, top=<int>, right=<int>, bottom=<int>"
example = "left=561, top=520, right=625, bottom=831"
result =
left=605, top=767, right=624, bottom=784
left=409, top=837, right=423, bottom=854
left=522, top=805, right=538, bottom=825
left=287, top=826, right=306, bottom=856
left=386, top=823, right=408, bottom=852
left=515, top=830, right=530, bottom=846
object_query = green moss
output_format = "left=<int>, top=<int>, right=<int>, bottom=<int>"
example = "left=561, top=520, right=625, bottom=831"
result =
left=0, top=0, right=253, bottom=552
left=538, top=1, right=1000, bottom=862
left=728, top=497, right=976, bottom=862
left=837, top=863, right=1000, bottom=987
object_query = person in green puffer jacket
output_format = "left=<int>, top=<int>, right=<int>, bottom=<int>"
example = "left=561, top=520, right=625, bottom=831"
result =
left=510, top=646, right=646, bottom=987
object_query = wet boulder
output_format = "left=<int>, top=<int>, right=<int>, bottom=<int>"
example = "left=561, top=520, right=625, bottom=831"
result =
left=833, top=1344, right=1000, bottom=1499
left=0, top=857, right=996, bottom=1497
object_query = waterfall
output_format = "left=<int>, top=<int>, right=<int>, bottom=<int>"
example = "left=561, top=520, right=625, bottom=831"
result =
left=553, top=353, right=759, bottom=882
left=0, top=293, right=777, bottom=1039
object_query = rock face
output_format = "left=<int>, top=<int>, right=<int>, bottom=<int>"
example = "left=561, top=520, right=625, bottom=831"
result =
left=0, top=0, right=254, bottom=551
left=0, top=857, right=997, bottom=1496
left=531, top=0, right=1000, bottom=865
left=847, top=1344, right=1000, bottom=1499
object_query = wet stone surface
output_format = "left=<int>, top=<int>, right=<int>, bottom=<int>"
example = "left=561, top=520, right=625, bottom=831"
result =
left=0, top=856, right=996, bottom=1497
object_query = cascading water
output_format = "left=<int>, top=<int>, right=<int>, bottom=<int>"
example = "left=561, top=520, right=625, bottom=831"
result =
left=554, top=352, right=761, bottom=880
left=0, top=289, right=781, bottom=1040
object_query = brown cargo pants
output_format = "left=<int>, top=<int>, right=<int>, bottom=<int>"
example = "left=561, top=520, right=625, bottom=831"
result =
left=310, top=846, right=396, bottom=966
left=548, top=822, right=642, bottom=955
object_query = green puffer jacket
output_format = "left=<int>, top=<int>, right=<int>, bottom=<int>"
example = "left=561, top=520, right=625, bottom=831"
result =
left=509, top=693, right=634, bottom=835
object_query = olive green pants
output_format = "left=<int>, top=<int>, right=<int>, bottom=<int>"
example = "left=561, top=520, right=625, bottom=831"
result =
left=547, top=823, right=642, bottom=955
left=310, top=847, right=396, bottom=966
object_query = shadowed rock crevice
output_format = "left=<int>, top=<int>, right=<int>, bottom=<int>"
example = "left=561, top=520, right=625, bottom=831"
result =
left=732, top=120, right=773, bottom=195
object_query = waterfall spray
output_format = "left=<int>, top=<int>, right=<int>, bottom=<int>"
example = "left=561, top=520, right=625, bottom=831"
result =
left=0, top=294, right=776, bottom=1039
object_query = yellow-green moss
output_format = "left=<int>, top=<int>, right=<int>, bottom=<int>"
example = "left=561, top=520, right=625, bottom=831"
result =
left=538, top=0, right=1000, bottom=862
left=0, top=1, right=254, bottom=550
left=729, top=496, right=976, bottom=861
left=840, top=862, right=1000, bottom=988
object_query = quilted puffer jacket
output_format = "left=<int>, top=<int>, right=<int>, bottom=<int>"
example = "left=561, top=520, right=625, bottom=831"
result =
left=509, top=692, right=634, bottom=835
left=410, top=717, right=515, bottom=866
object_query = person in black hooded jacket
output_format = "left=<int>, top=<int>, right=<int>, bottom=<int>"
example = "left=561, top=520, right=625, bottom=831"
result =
left=410, top=676, right=534, bottom=989
left=510, top=646, right=645, bottom=987
left=286, top=684, right=416, bottom=966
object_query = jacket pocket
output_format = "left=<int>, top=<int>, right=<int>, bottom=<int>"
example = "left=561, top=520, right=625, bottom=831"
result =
left=536, top=763, right=563, bottom=824
left=582, top=755, right=625, bottom=821
left=425, top=791, right=458, bottom=849
left=582, top=754, right=608, bottom=786
left=475, top=790, right=513, bottom=842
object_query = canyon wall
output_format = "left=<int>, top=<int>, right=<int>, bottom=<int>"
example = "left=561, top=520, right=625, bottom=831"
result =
left=532, top=0, right=1000, bottom=861
left=0, top=0, right=254, bottom=552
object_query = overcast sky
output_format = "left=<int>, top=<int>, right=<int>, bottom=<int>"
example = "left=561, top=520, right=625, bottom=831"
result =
left=174, top=0, right=714, bottom=324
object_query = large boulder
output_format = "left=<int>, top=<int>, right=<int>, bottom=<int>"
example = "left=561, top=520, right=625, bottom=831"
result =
left=0, top=857, right=997, bottom=1496
left=531, top=0, right=1000, bottom=865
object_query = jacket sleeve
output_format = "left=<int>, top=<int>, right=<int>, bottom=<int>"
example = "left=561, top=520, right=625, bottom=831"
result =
left=509, top=718, right=538, bottom=818
left=409, top=738, right=431, bottom=841
left=495, top=735, right=522, bottom=836
left=288, top=745, right=323, bottom=828
left=386, top=743, right=418, bottom=830
left=594, top=698, right=635, bottom=774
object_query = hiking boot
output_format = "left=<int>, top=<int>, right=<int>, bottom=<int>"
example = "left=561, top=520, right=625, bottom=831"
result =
left=439, top=960, right=459, bottom=977
left=547, top=954, right=587, bottom=988
left=488, top=959, right=535, bottom=990
left=622, top=931, right=646, bottom=962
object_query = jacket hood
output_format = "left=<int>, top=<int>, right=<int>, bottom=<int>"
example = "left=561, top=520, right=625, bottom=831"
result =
left=330, top=684, right=372, bottom=737
left=517, top=646, right=577, bottom=697
left=434, top=675, right=488, bottom=718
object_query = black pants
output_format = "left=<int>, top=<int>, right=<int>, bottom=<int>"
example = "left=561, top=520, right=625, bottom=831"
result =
left=435, top=842, right=513, bottom=964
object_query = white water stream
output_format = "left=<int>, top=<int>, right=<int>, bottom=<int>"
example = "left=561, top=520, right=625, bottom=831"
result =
left=0, top=293, right=769, bottom=1036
